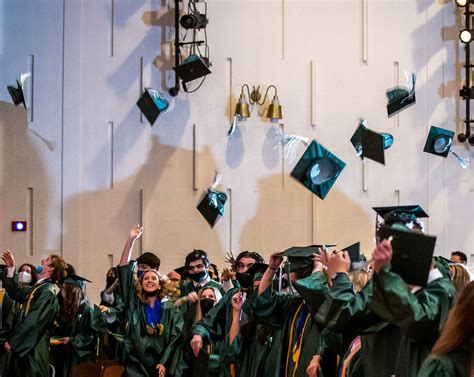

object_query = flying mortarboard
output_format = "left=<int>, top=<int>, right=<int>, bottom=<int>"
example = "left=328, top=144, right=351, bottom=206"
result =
left=7, top=73, right=30, bottom=109
left=174, top=54, right=211, bottom=83
left=386, top=70, right=416, bottom=117
left=423, top=125, right=471, bottom=169
left=290, top=140, right=346, bottom=200
left=378, top=226, right=436, bottom=287
left=350, top=119, right=394, bottom=165
left=373, top=205, right=429, bottom=219
left=197, top=173, right=227, bottom=228
left=137, top=88, right=169, bottom=126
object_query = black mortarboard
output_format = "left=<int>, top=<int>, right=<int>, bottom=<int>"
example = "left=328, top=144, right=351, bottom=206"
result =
left=290, top=140, right=346, bottom=200
left=63, top=274, right=92, bottom=288
left=173, top=266, right=187, bottom=278
left=423, top=125, right=454, bottom=158
left=136, top=88, right=169, bottom=126
left=386, top=71, right=416, bottom=117
left=350, top=120, right=394, bottom=165
left=342, top=242, right=366, bottom=272
left=282, top=245, right=336, bottom=271
left=197, top=189, right=228, bottom=228
left=373, top=205, right=429, bottom=219
left=174, top=55, right=211, bottom=83
left=379, top=226, right=436, bottom=287
left=245, top=262, right=269, bottom=280
left=7, top=79, right=26, bottom=108
left=192, top=349, right=210, bottom=377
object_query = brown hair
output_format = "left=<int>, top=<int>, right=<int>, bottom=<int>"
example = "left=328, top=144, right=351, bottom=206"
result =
left=60, top=284, right=84, bottom=322
left=134, top=270, right=179, bottom=303
left=449, top=264, right=470, bottom=293
left=49, top=254, right=68, bottom=284
left=432, top=282, right=474, bottom=359
left=194, top=287, right=217, bottom=323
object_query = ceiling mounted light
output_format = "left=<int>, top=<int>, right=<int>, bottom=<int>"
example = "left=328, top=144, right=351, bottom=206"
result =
left=180, top=13, right=208, bottom=29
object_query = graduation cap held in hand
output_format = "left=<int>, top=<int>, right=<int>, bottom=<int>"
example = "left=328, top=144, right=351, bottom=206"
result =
left=197, top=173, right=227, bottom=228
left=386, top=70, right=416, bottom=117
left=291, top=140, right=346, bottom=200
left=350, top=119, right=394, bottom=165
left=379, top=225, right=436, bottom=287
left=137, top=88, right=169, bottom=126
left=423, top=125, right=470, bottom=169
left=282, top=245, right=336, bottom=271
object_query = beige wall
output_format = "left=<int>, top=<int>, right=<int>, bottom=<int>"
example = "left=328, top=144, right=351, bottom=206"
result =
left=0, top=0, right=472, bottom=302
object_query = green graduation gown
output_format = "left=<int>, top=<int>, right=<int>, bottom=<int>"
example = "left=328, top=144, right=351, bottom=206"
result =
left=371, top=268, right=457, bottom=377
left=0, top=288, right=15, bottom=377
left=119, top=262, right=184, bottom=377
left=417, top=350, right=470, bottom=377
left=314, top=273, right=402, bottom=377
left=250, top=286, right=325, bottom=377
left=8, top=279, right=60, bottom=377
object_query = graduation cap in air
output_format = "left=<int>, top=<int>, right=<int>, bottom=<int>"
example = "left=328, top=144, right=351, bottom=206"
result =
left=174, top=54, right=211, bottom=84
left=386, top=70, right=416, bottom=117
left=197, top=173, right=227, bottom=228
left=245, top=262, right=269, bottom=281
left=63, top=274, right=92, bottom=289
left=136, top=88, right=169, bottom=126
left=378, top=225, right=436, bottom=287
left=282, top=245, right=336, bottom=271
left=7, top=73, right=30, bottom=109
left=350, top=119, right=394, bottom=165
left=423, top=125, right=470, bottom=169
left=290, top=140, right=346, bottom=200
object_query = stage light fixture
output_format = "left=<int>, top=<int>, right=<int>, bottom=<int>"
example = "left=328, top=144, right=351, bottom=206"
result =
left=11, top=221, right=27, bottom=232
left=460, top=29, right=472, bottom=43
left=180, top=13, right=208, bottom=29
left=456, top=0, right=470, bottom=7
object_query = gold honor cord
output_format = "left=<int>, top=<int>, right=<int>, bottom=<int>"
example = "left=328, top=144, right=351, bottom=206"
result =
left=24, top=283, right=44, bottom=317
left=285, top=302, right=311, bottom=377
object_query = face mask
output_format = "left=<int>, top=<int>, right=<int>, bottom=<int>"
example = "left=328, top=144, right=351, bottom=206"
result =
left=236, top=273, right=253, bottom=289
left=200, top=298, right=215, bottom=316
left=37, top=265, right=43, bottom=274
left=106, top=276, right=117, bottom=288
left=189, top=270, right=207, bottom=283
left=19, top=271, right=32, bottom=284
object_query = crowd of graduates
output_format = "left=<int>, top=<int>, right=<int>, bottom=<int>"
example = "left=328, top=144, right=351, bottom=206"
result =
left=0, top=207, right=472, bottom=377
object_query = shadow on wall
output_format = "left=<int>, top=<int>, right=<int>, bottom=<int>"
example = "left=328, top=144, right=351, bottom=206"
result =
left=238, top=172, right=374, bottom=261
left=0, top=101, right=52, bottom=265
left=62, top=135, right=226, bottom=302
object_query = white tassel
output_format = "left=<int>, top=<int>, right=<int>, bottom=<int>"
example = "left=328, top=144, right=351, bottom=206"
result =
left=450, top=150, right=471, bottom=169
left=275, top=131, right=310, bottom=159
left=20, top=72, right=31, bottom=89
left=403, top=70, right=416, bottom=96
left=210, top=172, right=223, bottom=190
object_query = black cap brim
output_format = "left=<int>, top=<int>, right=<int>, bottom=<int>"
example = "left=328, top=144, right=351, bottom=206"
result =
left=351, top=125, right=387, bottom=165
left=372, top=205, right=429, bottom=219
left=7, top=80, right=26, bottom=109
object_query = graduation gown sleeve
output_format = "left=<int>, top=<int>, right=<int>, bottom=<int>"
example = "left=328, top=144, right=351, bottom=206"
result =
left=417, top=351, right=469, bottom=377
left=293, top=271, right=329, bottom=314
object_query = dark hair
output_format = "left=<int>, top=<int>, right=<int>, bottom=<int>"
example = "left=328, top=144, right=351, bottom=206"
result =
left=383, top=211, right=424, bottom=231
left=137, top=252, right=161, bottom=270
left=18, top=263, right=38, bottom=285
left=60, top=283, right=84, bottom=322
left=209, top=263, right=219, bottom=281
left=235, top=251, right=265, bottom=266
left=185, top=249, right=210, bottom=268
left=451, top=251, right=468, bottom=263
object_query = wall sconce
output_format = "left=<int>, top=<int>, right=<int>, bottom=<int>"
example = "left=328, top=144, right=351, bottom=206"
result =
left=234, top=84, right=282, bottom=123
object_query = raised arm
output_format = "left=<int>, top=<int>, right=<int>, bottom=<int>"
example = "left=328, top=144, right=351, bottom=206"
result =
left=257, top=251, right=283, bottom=296
left=119, top=225, right=144, bottom=266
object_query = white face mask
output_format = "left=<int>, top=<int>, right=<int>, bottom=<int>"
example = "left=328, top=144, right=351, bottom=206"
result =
left=19, top=271, right=32, bottom=284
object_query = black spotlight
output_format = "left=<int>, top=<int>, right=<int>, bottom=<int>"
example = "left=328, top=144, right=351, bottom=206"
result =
left=179, top=13, right=208, bottom=29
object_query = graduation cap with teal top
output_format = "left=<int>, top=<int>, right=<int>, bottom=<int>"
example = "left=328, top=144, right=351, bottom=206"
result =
left=378, top=225, right=436, bottom=287
left=350, top=119, right=394, bottom=165
left=386, top=70, right=416, bottom=117
left=197, top=172, right=228, bottom=228
left=423, top=125, right=471, bottom=168
left=137, top=87, right=169, bottom=126
left=63, top=274, right=92, bottom=289
left=373, top=205, right=429, bottom=236
left=290, top=140, right=346, bottom=200
left=7, top=73, right=30, bottom=109
left=282, top=245, right=336, bottom=271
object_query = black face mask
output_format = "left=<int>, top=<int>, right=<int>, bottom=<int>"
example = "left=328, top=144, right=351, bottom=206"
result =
left=236, top=272, right=253, bottom=289
left=106, top=276, right=117, bottom=289
left=189, top=270, right=207, bottom=283
left=200, top=298, right=215, bottom=316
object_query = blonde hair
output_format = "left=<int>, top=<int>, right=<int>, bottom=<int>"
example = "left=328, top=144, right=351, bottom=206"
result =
left=194, top=287, right=218, bottom=323
left=134, top=270, right=180, bottom=303
left=449, top=264, right=470, bottom=293
left=349, top=270, right=369, bottom=293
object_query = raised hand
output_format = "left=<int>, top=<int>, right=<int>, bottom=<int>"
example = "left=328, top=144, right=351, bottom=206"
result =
left=372, top=239, right=393, bottom=273
left=231, top=291, right=244, bottom=312
left=129, top=224, right=144, bottom=240
left=221, top=267, right=235, bottom=282
left=1, top=250, right=15, bottom=268
left=327, top=250, right=350, bottom=276
left=156, top=363, right=166, bottom=377
left=269, top=251, right=284, bottom=270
